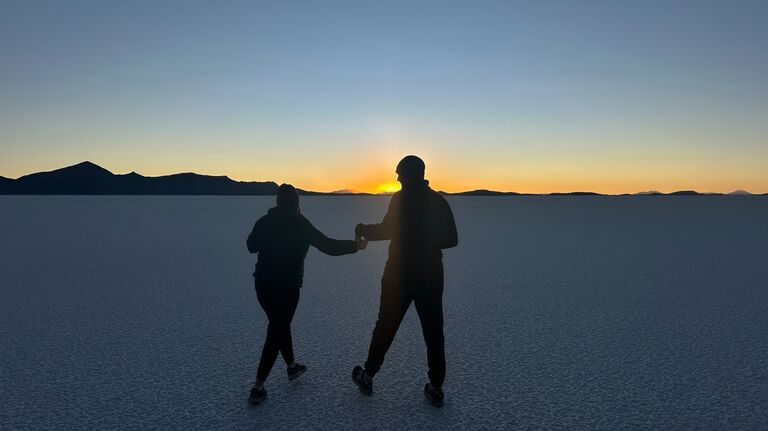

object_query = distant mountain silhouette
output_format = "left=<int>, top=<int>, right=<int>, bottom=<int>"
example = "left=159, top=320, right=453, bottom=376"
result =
left=329, top=189, right=375, bottom=195
left=446, top=190, right=605, bottom=196
left=2, top=161, right=277, bottom=195
left=669, top=190, right=701, bottom=195
left=0, top=176, right=13, bottom=194
left=450, top=189, right=522, bottom=196
left=727, top=190, right=753, bottom=195
left=548, top=191, right=601, bottom=196
left=1, top=162, right=764, bottom=196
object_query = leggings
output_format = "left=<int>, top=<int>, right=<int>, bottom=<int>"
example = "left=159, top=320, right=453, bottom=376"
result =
left=255, top=282, right=300, bottom=381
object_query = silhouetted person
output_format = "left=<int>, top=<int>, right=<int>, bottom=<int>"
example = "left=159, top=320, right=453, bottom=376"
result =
left=351, top=155, right=458, bottom=407
left=246, top=184, right=363, bottom=404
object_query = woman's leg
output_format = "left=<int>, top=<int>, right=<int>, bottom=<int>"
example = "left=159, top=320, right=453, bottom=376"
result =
left=255, top=285, right=300, bottom=381
left=278, top=287, right=300, bottom=365
left=255, top=285, right=284, bottom=382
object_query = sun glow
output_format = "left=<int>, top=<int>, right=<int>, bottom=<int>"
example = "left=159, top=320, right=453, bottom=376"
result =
left=376, top=182, right=401, bottom=194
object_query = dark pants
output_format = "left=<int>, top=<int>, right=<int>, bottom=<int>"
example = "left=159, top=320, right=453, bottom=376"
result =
left=364, top=273, right=446, bottom=387
left=255, top=282, right=300, bottom=381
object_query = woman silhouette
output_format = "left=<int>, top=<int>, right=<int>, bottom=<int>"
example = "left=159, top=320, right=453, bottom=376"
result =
left=245, top=184, right=364, bottom=404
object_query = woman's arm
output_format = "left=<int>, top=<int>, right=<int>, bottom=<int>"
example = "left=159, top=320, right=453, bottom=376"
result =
left=246, top=218, right=263, bottom=253
left=307, top=221, right=358, bottom=256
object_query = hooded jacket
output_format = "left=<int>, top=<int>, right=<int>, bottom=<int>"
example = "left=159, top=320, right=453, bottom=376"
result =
left=247, top=206, right=357, bottom=287
left=357, top=180, right=458, bottom=283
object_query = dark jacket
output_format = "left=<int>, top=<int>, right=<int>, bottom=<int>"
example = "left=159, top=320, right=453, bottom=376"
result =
left=247, top=206, right=358, bottom=287
left=357, top=180, right=458, bottom=283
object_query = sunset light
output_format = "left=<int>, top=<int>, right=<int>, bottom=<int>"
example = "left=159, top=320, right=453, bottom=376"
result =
left=376, top=182, right=402, bottom=194
left=2, top=1, right=768, bottom=429
left=0, top=1, right=767, bottom=196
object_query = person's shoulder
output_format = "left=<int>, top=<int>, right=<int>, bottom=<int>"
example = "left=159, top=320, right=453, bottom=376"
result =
left=280, top=211, right=314, bottom=235
left=254, top=212, right=271, bottom=224
left=427, top=187, right=443, bottom=197
left=262, top=207, right=305, bottom=226
left=430, top=189, right=454, bottom=213
left=296, top=213, right=315, bottom=230
left=427, top=187, right=449, bottom=202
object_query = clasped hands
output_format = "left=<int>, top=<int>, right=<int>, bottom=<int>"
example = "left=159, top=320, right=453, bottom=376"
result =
left=355, top=223, right=369, bottom=250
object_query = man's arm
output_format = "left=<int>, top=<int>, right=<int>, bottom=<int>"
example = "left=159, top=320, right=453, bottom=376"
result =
left=436, top=196, right=458, bottom=249
left=308, top=221, right=358, bottom=256
left=356, top=194, right=399, bottom=241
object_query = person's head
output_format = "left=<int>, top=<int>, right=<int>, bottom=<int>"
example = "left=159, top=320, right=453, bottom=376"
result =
left=276, top=183, right=300, bottom=212
left=396, top=155, right=425, bottom=184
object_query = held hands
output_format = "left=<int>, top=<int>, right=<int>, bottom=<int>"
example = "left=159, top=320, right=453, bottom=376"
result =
left=355, top=234, right=368, bottom=250
left=355, top=223, right=368, bottom=250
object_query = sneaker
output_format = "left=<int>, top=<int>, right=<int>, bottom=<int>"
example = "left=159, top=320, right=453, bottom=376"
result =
left=248, top=385, right=267, bottom=405
left=351, top=365, right=373, bottom=395
left=287, top=363, right=307, bottom=381
left=424, top=383, right=444, bottom=407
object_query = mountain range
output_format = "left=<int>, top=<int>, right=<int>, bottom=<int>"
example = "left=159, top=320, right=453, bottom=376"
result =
left=0, top=162, right=279, bottom=195
left=0, top=162, right=764, bottom=196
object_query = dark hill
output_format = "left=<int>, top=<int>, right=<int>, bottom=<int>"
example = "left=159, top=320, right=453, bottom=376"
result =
left=451, top=189, right=522, bottom=196
left=13, top=161, right=115, bottom=194
left=2, top=162, right=277, bottom=195
left=727, top=190, right=753, bottom=195
left=548, top=191, right=601, bottom=196
left=2, top=162, right=765, bottom=196
left=0, top=175, right=13, bottom=192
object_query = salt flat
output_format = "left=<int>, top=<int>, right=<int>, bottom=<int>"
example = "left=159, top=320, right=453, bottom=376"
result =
left=0, top=195, right=766, bottom=430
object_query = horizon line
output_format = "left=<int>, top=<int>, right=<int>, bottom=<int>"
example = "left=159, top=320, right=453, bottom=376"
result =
left=1, top=160, right=766, bottom=196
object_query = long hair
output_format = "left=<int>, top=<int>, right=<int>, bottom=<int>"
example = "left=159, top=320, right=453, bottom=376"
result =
left=276, top=183, right=300, bottom=213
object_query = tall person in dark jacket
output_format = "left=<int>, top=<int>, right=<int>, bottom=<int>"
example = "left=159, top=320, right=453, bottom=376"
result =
left=246, top=184, right=363, bottom=404
left=351, top=155, right=458, bottom=407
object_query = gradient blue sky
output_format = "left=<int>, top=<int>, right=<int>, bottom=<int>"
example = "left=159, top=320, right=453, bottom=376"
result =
left=1, top=0, right=767, bottom=193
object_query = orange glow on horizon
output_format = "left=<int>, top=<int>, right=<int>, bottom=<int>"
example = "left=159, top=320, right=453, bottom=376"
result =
left=376, top=182, right=401, bottom=193
left=3, top=156, right=767, bottom=195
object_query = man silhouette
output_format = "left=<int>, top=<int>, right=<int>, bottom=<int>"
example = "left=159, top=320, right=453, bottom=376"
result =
left=352, top=155, right=458, bottom=407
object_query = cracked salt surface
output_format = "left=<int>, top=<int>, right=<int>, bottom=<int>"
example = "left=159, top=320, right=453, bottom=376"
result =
left=1, top=195, right=767, bottom=430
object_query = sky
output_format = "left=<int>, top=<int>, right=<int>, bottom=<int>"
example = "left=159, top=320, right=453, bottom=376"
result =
left=1, top=0, right=767, bottom=193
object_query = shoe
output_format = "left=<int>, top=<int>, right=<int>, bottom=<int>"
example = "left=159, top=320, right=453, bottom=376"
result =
left=351, top=365, right=373, bottom=395
left=424, top=383, right=444, bottom=407
left=287, top=363, right=307, bottom=381
left=248, top=385, right=267, bottom=404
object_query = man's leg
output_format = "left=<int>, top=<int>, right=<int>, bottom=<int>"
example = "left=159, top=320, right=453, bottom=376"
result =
left=414, top=283, right=445, bottom=388
left=364, top=279, right=412, bottom=377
